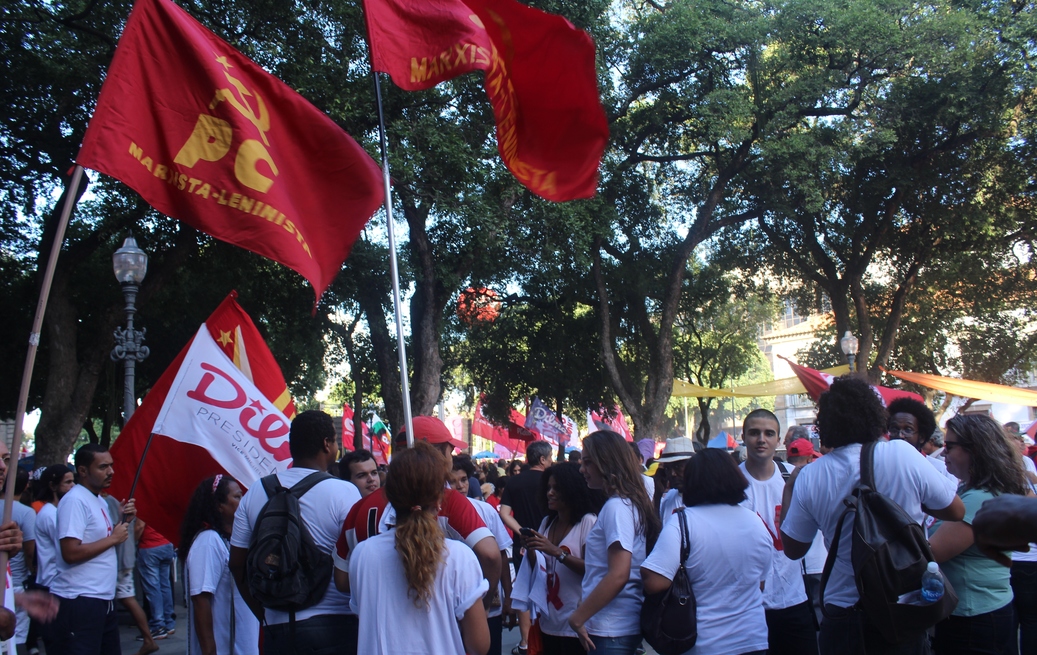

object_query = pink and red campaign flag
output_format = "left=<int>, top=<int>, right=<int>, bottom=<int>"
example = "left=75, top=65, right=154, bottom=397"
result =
left=783, top=358, right=923, bottom=406
left=363, top=0, right=609, bottom=201
left=77, top=0, right=383, bottom=303
left=588, top=406, right=634, bottom=442
left=341, top=404, right=389, bottom=465
left=108, top=293, right=296, bottom=545
left=473, top=400, right=539, bottom=454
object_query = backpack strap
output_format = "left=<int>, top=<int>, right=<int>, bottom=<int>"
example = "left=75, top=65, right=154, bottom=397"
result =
left=818, top=498, right=856, bottom=619
left=777, top=460, right=792, bottom=482
left=288, top=471, right=334, bottom=499
left=260, top=474, right=283, bottom=498
left=860, top=441, right=878, bottom=491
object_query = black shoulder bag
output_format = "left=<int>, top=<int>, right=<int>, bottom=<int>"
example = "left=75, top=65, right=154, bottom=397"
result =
left=640, top=510, right=697, bottom=654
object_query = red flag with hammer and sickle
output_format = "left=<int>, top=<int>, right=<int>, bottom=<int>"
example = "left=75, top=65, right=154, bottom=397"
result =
left=77, top=0, right=383, bottom=303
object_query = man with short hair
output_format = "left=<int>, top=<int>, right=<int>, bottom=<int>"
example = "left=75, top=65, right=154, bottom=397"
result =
left=656, top=436, right=695, bottom=524
left=499, top=439, right=552, bottom=654
left=339, top=449, right=381, bottom=499
left=450, top=457, right=514, bottom=655
left=886, top=397, right=959, bottom=488
left=785, top=425, right=812, bottom=449
left=48, top=444, right=135, bottom=655
left=229, top=410, right=362, bottom=655
left=740, top=409, right=818, bottom=655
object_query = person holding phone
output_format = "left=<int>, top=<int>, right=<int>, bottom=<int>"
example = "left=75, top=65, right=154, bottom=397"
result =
left=523, top=463, right=602, bottom=655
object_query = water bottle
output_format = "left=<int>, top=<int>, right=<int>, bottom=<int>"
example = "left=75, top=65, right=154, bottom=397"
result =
left=921, top=561, right=944, bottom=603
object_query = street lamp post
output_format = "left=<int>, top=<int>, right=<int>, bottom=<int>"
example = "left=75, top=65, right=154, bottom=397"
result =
left=840, top=330, right=859, bottom=374
left=111, top=236, right=149, bottom=423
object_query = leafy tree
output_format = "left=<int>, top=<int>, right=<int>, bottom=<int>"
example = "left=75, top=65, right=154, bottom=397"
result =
left=672, top=262, right=777, bottom=443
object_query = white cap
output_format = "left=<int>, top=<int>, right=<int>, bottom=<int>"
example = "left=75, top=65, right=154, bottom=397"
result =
left=926, top=561, right=939, bottom=573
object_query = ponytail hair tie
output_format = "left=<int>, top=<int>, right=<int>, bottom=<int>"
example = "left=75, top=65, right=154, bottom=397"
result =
left=410, top=505, right=422, bottom=512
left=212, top=474, right=223, bottom=493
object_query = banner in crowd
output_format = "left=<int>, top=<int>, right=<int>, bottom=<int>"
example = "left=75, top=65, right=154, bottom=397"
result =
left=108, top=293, right=296, bottom=545
left=77, top=0, right=383, bottom=302
left=525, top=397, right=575, bottom=445
left=473, top=400, right=538, bottom=454
left=587, top=406, right=633, bottom=442
left=153, top=326, right=293, bottom=480
left=363, top=0, right=608, bottom=201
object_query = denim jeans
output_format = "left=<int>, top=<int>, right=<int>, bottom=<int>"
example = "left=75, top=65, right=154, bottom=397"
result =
left=265, top=613, right=359, bottom=655
left=137, top=542, right=175, bottom=632
left=933, top=602, right=1014, bottom=655
left=586, top=633, right=642, bottom=655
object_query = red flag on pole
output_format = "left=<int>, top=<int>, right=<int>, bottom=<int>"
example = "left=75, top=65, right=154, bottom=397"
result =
left=77, top=0, right=383, bottom=303
left=781, top=356, right=923, bottom=406
left=363, top=0, right=608, bottom=201
left=108, top=292, right=296, bottom=545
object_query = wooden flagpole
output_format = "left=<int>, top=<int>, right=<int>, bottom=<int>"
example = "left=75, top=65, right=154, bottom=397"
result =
left=0, top=164, right=87, bottom=574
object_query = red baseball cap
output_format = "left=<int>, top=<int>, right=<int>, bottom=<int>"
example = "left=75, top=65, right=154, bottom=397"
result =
left=787, top=438, right=819, bottom=459
left=409, top=415, right=467, bottom=450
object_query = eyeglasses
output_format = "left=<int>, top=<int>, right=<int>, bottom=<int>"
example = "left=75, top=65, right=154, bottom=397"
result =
left=943, top=440, right=963, bottom=452
left=887, top=426, right=917, bottom=436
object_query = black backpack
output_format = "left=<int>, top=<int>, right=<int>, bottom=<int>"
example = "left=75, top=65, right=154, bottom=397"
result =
left=246, top=472, right=333, bottom=613
left=820, top=441, right=958, bottom=644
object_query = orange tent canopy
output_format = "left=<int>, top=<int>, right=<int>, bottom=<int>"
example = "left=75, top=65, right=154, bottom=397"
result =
left=881, top=368, right=1037, bottom=406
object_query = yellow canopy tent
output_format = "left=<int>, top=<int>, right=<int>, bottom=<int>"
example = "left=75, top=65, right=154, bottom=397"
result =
left=671, top=365, right=851, bottom=398
left=881, top=368, right=1037, bottom=406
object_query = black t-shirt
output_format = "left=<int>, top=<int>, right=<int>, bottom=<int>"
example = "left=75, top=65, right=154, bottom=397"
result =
left=500, top=469, right=544, bottom=529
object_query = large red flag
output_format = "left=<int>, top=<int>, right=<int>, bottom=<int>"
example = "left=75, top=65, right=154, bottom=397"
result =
left=77, top=0, right=383, bottom=302
left=363, top=0, right=608, bottom=201
left=108, top=292, right=296, bottom=545
left=781, top=357, right=923, bottom=406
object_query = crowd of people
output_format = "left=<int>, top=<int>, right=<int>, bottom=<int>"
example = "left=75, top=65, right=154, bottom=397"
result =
left=1, top=375, right=1035, bottom=655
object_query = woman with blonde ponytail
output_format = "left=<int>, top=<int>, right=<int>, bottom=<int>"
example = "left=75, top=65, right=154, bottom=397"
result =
left=348, top=441, right=490, bottom=655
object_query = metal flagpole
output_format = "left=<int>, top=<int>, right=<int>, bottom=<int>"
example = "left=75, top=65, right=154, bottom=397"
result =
left=0, top=164, right=86, bottom=574
left=371, top=71, right=416, bottom=447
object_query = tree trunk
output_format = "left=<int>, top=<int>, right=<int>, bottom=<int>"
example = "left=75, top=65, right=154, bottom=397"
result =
left=694, top=397, right=714, bottom=444
left=355, top=290, right=404, bottom=437
left=402, top=202, right=444, bottom=416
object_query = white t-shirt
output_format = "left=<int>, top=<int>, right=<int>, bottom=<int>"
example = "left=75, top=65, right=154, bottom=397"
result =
left=0, top=568, right=14, bottom=655
left=659, top=488, right=684, bottom=525
left=34, top=503, right=59, bottom=589
left=1, top=503, right=34, bottom=591
left=642, top=505, right=771, bottom=655
left=642, top=474, right=655, bottom=501
left=348, top=531, right=488, bottom=655
left=1013, top=458, right=1037, bottom=563
left=230, top=468, right=361, bottom=625
left=186, top=530, right=260, bottom=655
left=739, top=462, right=807, bottom=610
left=801, top=531, right=828, bottom=576
left=581, top=496, right=646, bottom=637
left=536, top=513, right=596, bottom=637
left=782, top=440, right=958, bottom=608
left=467, top=497, right=512, bottom=619
left=51, top=484, right=116, bottom=600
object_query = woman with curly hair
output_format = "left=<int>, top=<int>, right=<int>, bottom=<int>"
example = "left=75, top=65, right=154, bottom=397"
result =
left=779, top=377, right=963, bottom=655
left=181, top=474, right=258, bottom=655
left=568, top=431, right=660, bottom=655
left=348, top=441, right=490, bottom=655
left=523, top=462, right=605, bottom=655
left=929, top=414, right=1030, bottom=655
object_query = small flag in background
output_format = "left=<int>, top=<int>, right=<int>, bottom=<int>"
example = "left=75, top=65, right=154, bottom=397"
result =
left=363, top=0, right=609, bottom=201
left=77, top=0, right=383, bottom=303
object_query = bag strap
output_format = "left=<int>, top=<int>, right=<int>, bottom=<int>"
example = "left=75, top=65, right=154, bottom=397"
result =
left=777, top=460, right=792, bottom=482
left=860, top=441, right=877, bottom=491
left=818, top=498, right=856, bottom=618
left=260, top=474, right=282, bottom=498
left=288, top=471, right=334, bottom=499
left=677, top=510, right=690, bottom=564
